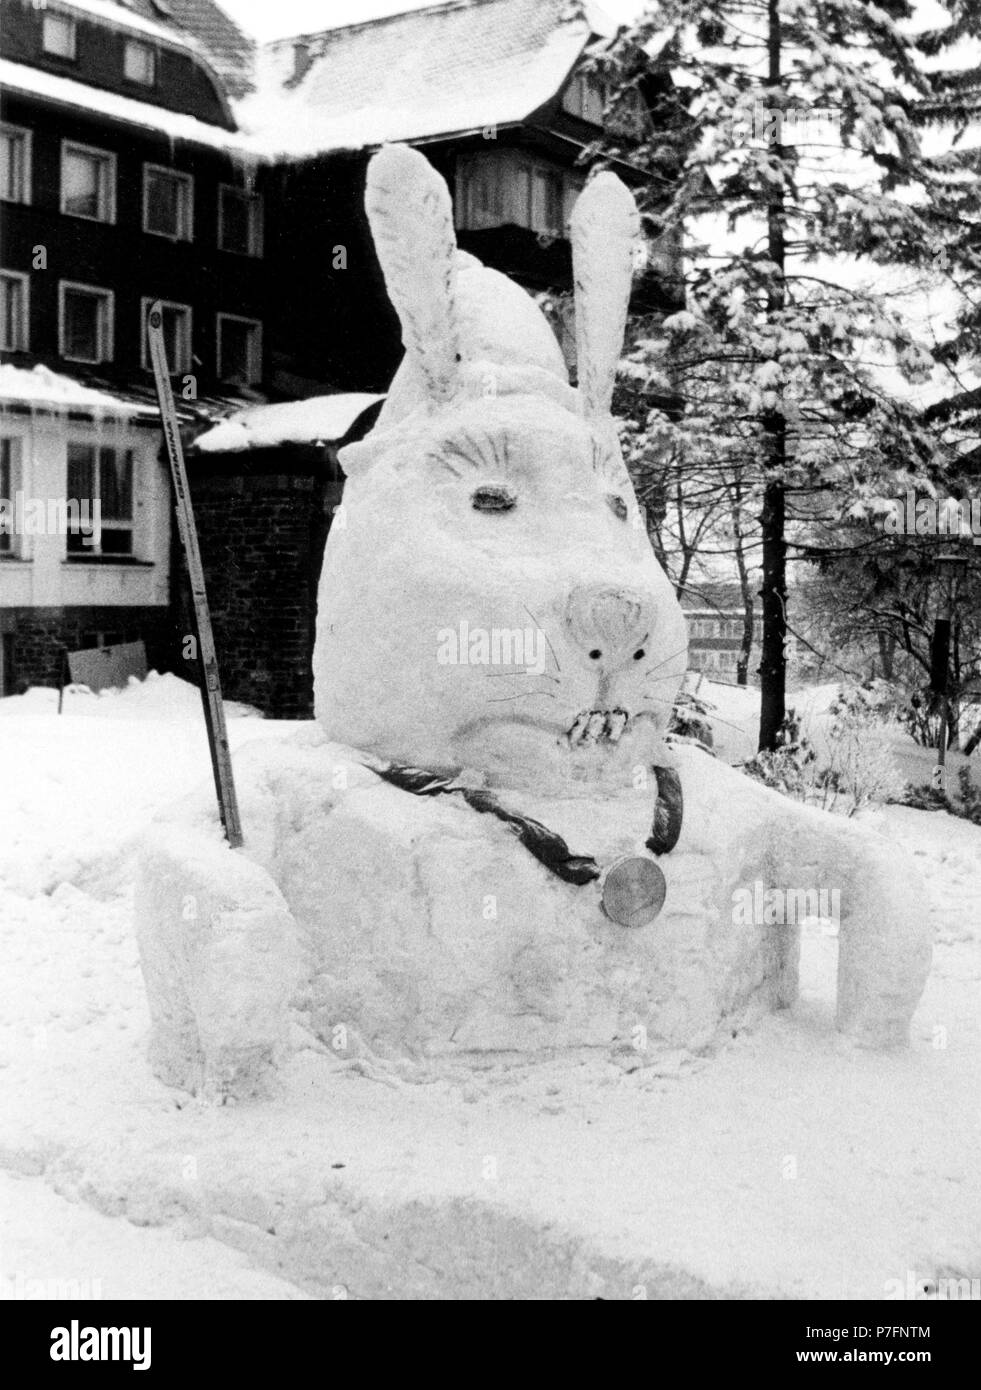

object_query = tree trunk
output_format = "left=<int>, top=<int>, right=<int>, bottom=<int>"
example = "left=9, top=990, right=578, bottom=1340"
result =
left=730, top=484, right=754, bottom=687
left=758, top=0, right=788, bottom=751
left=877, top=629, right=895, bottom=681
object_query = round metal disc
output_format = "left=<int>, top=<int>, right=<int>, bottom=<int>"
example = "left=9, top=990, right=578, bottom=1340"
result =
left=602, top=857, right=666, bottom=928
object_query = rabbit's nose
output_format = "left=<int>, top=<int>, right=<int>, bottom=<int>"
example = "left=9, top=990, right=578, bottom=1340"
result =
left=564, top=585, right=655, bottom=668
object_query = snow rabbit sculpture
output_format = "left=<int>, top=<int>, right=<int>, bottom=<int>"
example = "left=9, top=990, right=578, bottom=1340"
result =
left=136, top=145, right=932, bottom=1095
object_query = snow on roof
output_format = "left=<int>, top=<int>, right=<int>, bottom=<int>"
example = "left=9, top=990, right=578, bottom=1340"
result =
left=192, top=393, right=385, bottom=452
left=53, top=0, right=200, bottom=50
left=236, top=0, right=596, bottom=157
left=159, top=0, right=256, bottom=96
left=0, top=59, right=263, bottom=154
left=0, top=363, right=153, bottom=417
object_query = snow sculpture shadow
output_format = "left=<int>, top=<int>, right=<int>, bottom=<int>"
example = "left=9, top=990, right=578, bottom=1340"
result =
left=135, top=146, right=932, bottom=1097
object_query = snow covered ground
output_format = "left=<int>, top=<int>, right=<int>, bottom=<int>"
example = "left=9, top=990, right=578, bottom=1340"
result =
left=1, top=673, right=978, bottom=1299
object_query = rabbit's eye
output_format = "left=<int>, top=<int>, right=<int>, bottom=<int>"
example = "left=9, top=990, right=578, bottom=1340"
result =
left=606, top=494, right=628, bottom=521
left=472, top=484, right=516, bottom=513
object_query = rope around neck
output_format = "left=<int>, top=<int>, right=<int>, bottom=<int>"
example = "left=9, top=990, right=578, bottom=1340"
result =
left=367, top=761, right=684, bottom=886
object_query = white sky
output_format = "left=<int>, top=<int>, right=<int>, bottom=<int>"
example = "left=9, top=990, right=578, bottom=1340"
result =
left=219, top=0, right=954, bottom=44
left=219, top=0, right=640, bottom=43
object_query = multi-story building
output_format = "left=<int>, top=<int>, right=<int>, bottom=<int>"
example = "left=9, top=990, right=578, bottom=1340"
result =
left=1, top=0, right=684, bottom=712
left=0, top=0, right=266, bottom=692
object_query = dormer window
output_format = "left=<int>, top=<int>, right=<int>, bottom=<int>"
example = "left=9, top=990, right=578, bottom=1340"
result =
left=562, top=71, right=605, bottom=124
left=42, top=12, right=77, bottom=60
left=124, top=40, right=156, bottom=86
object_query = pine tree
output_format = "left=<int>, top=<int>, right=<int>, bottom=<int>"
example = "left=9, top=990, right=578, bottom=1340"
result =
left=594, top=0, right=981, bottom=748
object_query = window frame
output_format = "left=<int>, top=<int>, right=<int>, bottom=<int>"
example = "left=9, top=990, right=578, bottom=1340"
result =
left=60, top=140, right=117, bottom=224
left=0, top=435, right=25, bottom=558
left=140, top=297, right=192, bottom=375
left=42, top=10, right=77, bottom=60
left=0, top=269, right=30, bottom=352
left=217, top=184, right=264, bottom=258
left=65, top=440, right=136, bottom=559
left=58, top=280, right=114, bottom=364
left=216, top=312, right=263, bottom=385
left=142, top=163, right=193, bottom=241
left=0, top=123, right=33, bottom=205
left=123, top=39, right=157, bottom=87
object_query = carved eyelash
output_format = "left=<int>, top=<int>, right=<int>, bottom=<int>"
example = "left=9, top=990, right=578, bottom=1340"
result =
left=431, top=430, right=511, bottom=478
left=590, top=439, right=621, bottom=485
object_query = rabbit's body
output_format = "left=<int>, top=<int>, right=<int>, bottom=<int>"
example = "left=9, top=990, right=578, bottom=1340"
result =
left=135, top=146, right=932, bottom=1096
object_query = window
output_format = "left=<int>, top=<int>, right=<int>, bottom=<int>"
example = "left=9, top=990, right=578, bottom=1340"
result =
left=59, top=282, right=113, bottom=363
left=562, top=71, right=606, bottom=124
left=124, top=40, right=156, bottom=85
left=218, top=185, right=262, bottom=256
left=61, top=143, right=116, bottom=222
left=141, top=299, right=191, bottom=374
left=0, top=124, right=32, bottom=204
left=457, top=153, right=578, bottom=238
left=1, top=437, right=23, bottom=557
left=217, top=314, right=262, bottom=385
left=43, top=11, right=77, bottom=59
left=0, top=272, right=29, bottom=352
left=66, top=443, right=134, bottom=557
left=528, top=166, right=563, bottom=237
left=143, top=165, right=193, bottom=240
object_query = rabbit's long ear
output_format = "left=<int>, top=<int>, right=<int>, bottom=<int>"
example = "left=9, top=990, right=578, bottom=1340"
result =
left=571, top=172, right=640, bottom=419
left=364, top=144, right=460, bottom=407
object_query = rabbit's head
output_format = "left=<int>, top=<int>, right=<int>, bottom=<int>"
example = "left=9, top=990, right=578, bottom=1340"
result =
left=314, top=145, right=688, bottom=795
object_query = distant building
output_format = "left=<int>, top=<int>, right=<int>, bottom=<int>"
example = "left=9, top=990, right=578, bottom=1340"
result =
left=682, top=581, right=804, bottom=685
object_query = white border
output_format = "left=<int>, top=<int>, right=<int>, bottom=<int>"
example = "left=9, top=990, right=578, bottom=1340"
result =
left=0, top=269, right=30, bottom=352
left=60, top=139, right=117, bottom=223
left=218, top=184, right=263, bottom=257
left=142, top=163, right=193, bottom=241
left=140, top=297, right=192, bottom=373
left=216, top=312, right=263, bottom=384
left=59, top=279, right=114, bottom=363
left=0, top=122, right=33, bottom=204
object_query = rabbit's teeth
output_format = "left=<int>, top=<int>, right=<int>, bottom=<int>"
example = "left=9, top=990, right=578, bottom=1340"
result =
left=568, top=709, right=630, bottom=747
left=606, top=709, right=629, bottom=743
left=568, top=712, right=590, bottom=744
left=584, top=711, right=607, bottom=744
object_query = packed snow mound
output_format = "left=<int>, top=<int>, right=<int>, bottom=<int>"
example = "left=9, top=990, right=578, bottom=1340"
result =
left=0, top=671, right=261, bottom=722
left=0, top=673, right=291, bottom=900
left=2, top=670, right=978, bottom=1297
left=136, top=730, right=934, bottom=1093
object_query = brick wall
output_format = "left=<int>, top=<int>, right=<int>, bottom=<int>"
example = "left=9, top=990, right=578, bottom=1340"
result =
left=0, top=605, right=177, bottom=693
left=187, top=450, right=336, bottom=718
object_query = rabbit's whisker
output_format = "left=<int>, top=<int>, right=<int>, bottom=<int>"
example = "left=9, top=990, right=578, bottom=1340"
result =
left=483, top=671, right=560, bottom=683
left=521, top=604, right=561, bottom=675
left=642, top=644, right=690, bottom=680
left=487, top=691, right=557, bottom=704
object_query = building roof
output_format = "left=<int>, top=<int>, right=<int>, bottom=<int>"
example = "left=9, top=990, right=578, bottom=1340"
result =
left=237, top=0, right=609, bottom=158
left=65, top=0, right=257, bottom=96
left=192, top=393, right=385, bottom=452
left=0, top=58, right=262, bottom=154
left=0, top=363, right=156, bottom=420
left=681, top=582, right=757, bottom=613
left=0, top=362, right=255, bottom=426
